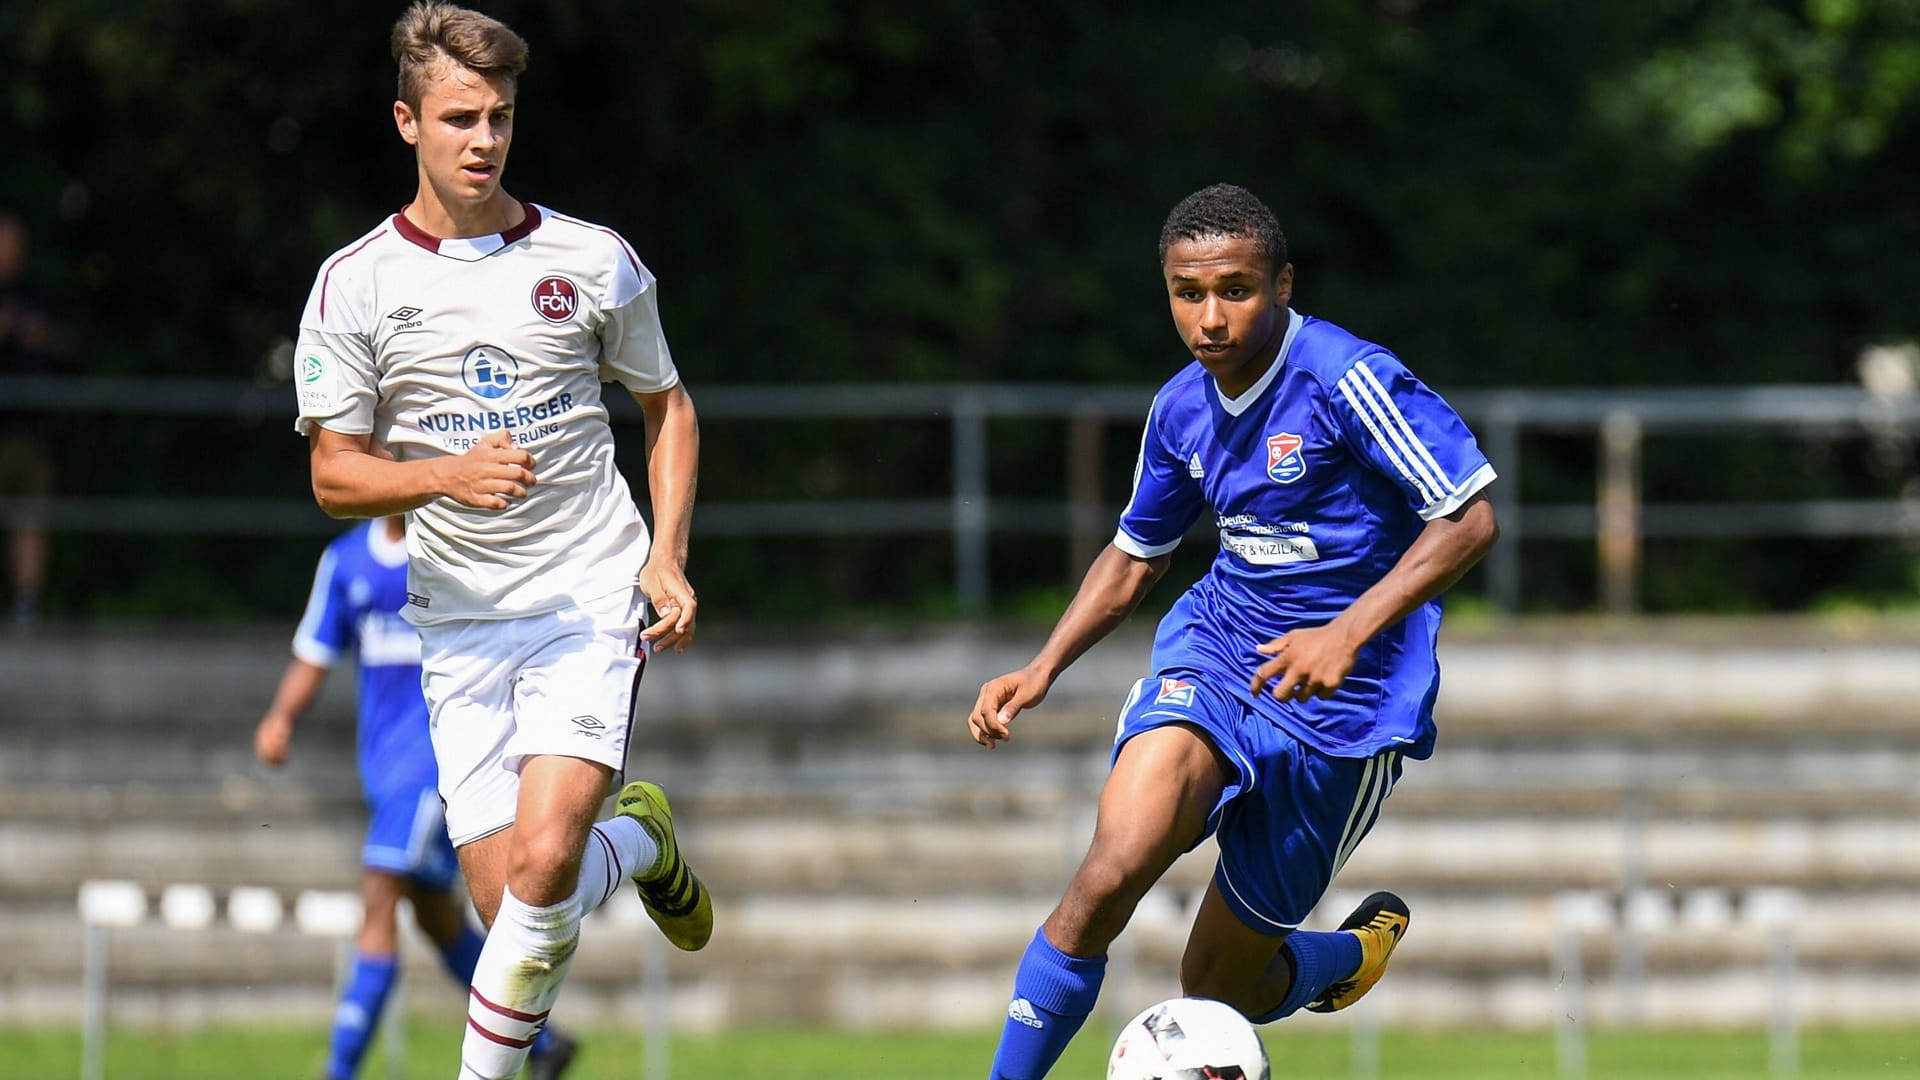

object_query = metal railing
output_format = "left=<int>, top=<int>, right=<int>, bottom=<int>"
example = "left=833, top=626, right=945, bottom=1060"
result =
left=8, top=376, right=1920, bottom=614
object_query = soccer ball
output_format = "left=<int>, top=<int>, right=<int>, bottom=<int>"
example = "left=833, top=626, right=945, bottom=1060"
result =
left=1107, top=997, right=1270, bottom=1080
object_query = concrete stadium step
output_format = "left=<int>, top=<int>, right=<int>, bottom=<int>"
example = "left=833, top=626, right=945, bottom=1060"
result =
left=7, top=814, right=1918, bottom=906
left=6, top=735, right=1919, bottom=820
left=12, top=622, right=1920, bottom=739
left=8, top=887, right=1916, bottom=1024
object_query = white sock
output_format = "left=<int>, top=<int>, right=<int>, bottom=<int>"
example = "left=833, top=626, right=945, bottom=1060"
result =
left=573, top=815, right=660, bottom=916
left=459, top=888, right=582, bottom=1080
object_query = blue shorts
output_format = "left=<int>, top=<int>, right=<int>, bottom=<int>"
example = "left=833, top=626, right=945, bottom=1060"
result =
left=1113, top=671, right=1404, bottom=935
left=363, top=782, right=460, bottom=891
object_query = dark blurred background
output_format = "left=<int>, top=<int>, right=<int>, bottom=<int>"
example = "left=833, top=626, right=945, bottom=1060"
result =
left=5, top=0, right=1920, bottom=623
left=6, top=5, right=1920, bottom=1066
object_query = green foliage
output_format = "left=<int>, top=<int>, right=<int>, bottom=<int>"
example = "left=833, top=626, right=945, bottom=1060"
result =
left=5, top=0, right=1920, bottom=617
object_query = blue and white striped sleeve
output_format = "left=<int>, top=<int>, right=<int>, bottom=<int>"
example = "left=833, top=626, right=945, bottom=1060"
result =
left=291, top=547, right=352, bottom=667
left=1114, top=397, right=1205, bottom=557
left=1332, top=353, right=1496, bottom=520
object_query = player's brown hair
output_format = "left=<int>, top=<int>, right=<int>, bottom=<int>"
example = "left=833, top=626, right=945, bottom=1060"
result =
left=390, top=2, right=529, bottom=109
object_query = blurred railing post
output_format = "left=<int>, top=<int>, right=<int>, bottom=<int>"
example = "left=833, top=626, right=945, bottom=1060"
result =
left=645, top=929, right=671, bottom=1080
left=77, top=881, right=147, bottom=1080
left=81, top=922, right=108, bottom=1080
left=952, top=389, right=989, bottom=616
left=1482, top=399, right=1522, bottom=613
left=1612, top=783, right=1650, bottom=1027
left=1597, top=411, right=1643, bottom=614
left=1067, top=407, right=1106, bottom=580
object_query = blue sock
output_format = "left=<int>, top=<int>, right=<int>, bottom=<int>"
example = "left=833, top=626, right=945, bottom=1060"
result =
left=435, top=924, right=486, bottom=985
left=989, top=928, right=1107, bottom=1080
left=324, top=952, right=399, bottom=1080
left=1250, top=930, right=1364, bottom=1024
left=530, top=1025, right=556, bottom=1058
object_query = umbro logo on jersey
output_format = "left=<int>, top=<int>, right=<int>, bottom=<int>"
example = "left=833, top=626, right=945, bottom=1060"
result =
left=532, top=276, right=579, bottom=323
left=1267, top=431, right=1307, bottom=484
left=1007, top=998, right=1044, bottom=1029
left=386, top=306, right=425, bottom=331
left=1188, top=452, right=1205, bottom=479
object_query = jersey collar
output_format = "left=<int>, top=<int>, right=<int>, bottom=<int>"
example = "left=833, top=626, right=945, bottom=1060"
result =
left=391, top=200, right=542, bottom=260
left=1214, top=307, right=1304, bottom=417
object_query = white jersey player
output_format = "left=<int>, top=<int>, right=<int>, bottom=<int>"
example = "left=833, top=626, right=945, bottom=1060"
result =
left=293, top=6, right=710, bottom=1078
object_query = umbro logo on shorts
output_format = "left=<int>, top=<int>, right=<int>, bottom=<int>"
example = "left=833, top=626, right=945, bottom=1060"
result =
left=570, top=715, right=606, bottom=738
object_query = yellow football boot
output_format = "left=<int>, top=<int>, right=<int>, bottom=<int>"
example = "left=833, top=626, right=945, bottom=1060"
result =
left=1307, top=891, right=1409, bottom=1013
left=614, top=781, right=713, bottom=951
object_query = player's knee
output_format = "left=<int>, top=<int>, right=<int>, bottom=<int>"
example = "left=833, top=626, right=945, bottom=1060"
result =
left=508, top=825, right=583, bottom=885
left=1055, top=848, right=1158, bottom=946
left=1081, top=829, right=1173, bottom=897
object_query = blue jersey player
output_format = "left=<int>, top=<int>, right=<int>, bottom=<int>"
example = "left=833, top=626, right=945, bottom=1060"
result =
left=968, top=184, right=1500, bottom=1078
left=254, top=516, right=575, bottom=1080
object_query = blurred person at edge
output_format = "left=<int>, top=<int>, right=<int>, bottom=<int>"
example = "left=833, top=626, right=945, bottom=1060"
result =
left=0, top=212, right=62, bottom=626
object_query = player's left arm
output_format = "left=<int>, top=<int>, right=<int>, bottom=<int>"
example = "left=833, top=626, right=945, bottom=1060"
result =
left=1250, top=492, right=1498, bottom=701
left=1253, top=352, right=1499, bottom=701
left=598, top=239, right=698, bottom=650
left=632, top=384, right=699, bottom=652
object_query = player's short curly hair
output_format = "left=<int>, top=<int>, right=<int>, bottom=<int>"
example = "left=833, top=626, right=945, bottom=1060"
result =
left=391, top=2, right=529, bottom=109
left=1158, top=184, right=1288, bottom=271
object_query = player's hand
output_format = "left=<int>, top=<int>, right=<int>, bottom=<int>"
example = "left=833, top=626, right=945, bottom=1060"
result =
left=1249, top=625, right=1360, bottom=703
left=969, top=664, right=1053, bottom=750
left=439, top=431, right=536, bottom=510
left=638, top=558, right=698, bottom=653
left=254, top=713, right=293, bottom=767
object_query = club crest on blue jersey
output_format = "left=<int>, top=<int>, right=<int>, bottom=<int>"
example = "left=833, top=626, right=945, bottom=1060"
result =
left=1156, top=677, right=1196, bottom=707
left=1267, top=432, right=1307, bottom=484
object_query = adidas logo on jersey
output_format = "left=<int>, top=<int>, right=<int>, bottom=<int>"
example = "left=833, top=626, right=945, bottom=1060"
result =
left=1188, top=452, right=1205, bottom=479
left=1007, top=998, right=1044, bottom=1029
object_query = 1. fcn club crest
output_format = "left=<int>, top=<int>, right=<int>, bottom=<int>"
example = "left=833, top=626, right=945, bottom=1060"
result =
left=1267, top=432, right=1306, bottom=483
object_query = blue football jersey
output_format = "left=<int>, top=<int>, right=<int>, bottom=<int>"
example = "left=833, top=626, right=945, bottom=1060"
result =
left=292, top=521, right=437, bottom=799
left=1114, top=309, right=1495, bottom=759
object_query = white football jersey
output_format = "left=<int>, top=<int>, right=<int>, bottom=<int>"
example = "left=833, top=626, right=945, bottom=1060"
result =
left=294, top=201, right=679, bottom=625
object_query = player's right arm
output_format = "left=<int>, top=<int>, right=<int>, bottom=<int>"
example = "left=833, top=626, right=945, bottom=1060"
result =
left=254, top=658, right=328, bottom=767
left=294, top=239, right=534, bottom=517
left=970, top=393, right=1201, bottom=749
left=969, top=545, right=1173, bottom=749
left=309, top=428, right=536, bottom=517
left=257, top=541, right=354, bottom=767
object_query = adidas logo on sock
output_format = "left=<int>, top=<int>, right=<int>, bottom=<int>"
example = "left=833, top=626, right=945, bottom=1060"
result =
left=1007, top=998, right=1044, bottom=1029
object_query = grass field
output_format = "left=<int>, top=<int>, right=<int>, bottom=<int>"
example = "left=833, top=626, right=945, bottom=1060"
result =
left=2, top=1024, right=1914, bottom=1079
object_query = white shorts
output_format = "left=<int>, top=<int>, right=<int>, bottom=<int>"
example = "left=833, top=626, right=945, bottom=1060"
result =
left=419, top=587, right=647, bottom=846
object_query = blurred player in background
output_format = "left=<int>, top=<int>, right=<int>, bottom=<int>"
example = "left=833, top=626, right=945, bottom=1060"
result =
left=969, top=184, right=1500, bottom=1078
left=255, top=515, right=576, bottom=1080
left=0, top=211, right=61, bottom=627
left=293, top=5, right=709, bottom=1077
